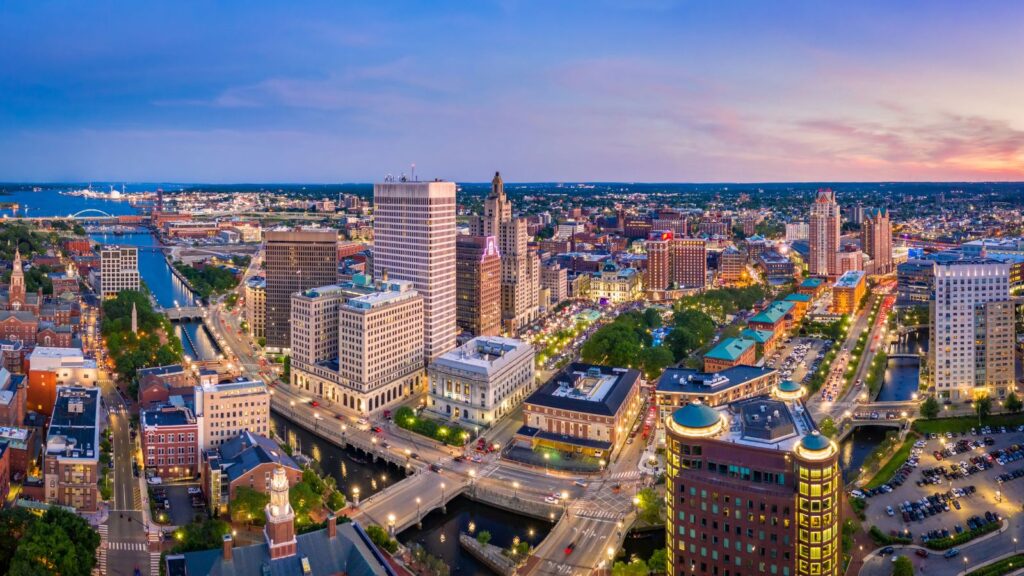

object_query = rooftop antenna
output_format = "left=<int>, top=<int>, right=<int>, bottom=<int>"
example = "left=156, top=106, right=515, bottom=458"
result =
left=411, top=163, right=417, bottom=182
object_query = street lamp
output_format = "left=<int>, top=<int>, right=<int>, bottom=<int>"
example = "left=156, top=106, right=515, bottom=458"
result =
left=387, top=513, right=396, bottom=537
left=416, top=497, right=422, bottom=528
left=352, top=486, right=360, bottom=507
left=513, top=481, right=520, bottom=500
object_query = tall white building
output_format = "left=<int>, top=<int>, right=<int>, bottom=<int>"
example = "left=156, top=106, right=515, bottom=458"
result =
left=930, top=258, right=1016, bottom=401
left=99, top=246, right=140, bottom=297
left=290, top=275, right=425, bottom=416
left=373, top=179, right=457, bottom=360
left=427, top=336, right=535, bottom=426
left=194, top=378, right=271, bottom=450
left=785, top=222, right=809, bottom=242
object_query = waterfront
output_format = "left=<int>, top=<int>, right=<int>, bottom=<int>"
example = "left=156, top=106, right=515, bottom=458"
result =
left=89, top=231, right=221, bottom=360
left=398, top=495, right=552, bottom=576
left=838, top=426, right=889, bottom=483
left=270, top=412, right=407, bottom=500
left=876, top=327, right=927, bottom=402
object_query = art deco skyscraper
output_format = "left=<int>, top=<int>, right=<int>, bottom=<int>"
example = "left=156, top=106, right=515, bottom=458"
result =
left=809, top=189, right=841, bottom=277
left=471, top=172, right=539, bottom=333
left=862, top=208, right=893, bottom=274
left=374, top=178, right=457, bottom=360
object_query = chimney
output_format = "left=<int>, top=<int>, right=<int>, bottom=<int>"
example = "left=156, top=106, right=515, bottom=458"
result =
left=222, top=534, right=233, bottom=561
left=327, top=512, right=337, bottom=539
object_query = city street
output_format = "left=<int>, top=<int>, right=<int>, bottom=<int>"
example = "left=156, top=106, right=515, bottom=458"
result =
left=101, top=376, right=155, bottom=576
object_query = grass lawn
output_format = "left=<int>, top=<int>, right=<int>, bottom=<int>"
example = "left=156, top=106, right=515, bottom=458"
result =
left=912, top=413, right=1024, bottom=435
left=863, top=432, right=919, bottom=489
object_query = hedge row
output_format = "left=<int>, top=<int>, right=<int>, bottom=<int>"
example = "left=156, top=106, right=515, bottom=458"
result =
left=966, top=554, right=1024, bottom=576
left=868, top=526, right=911, bottom=546
left=925, top=520, right=1001, bottom=550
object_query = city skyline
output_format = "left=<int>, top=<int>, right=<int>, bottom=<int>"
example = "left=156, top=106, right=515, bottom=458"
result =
left=3, top=2, right=1024, bottom=183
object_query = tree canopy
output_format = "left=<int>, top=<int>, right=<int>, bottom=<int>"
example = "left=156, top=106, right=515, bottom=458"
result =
left=5, top=507, right=100, bottom=576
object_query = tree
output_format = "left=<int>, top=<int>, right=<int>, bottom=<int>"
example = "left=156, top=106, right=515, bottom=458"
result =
left=171, top=518, right=231, bottom=553
left=639, top=346, right=675, bottom=380
left=611, top=558, right=650, bottom=576
left=476, top=530, right=492, bottom=546
left=975, top=396, right=992, bottom=421
left=0, top=508, right=33, bottom=574
left=892, top=555, right=913, bottom=576
left=1004, top=392, right=1022, bottom=414
left=231, top=486, right=270, bottom=525
left=289, top=479, right=321, bottom=524
left=365, top=524, right=398, bottom=554
left=642, top=308, right=663, bottom=329
left=818, top=417, right=837, bottom=438
left=9, top=508, right=100, bottom=576
left=648, top=548, right=668, bottom=574
left=919, top=396, right=940, bottom=419
left=635, top=487, right=665, bottom=525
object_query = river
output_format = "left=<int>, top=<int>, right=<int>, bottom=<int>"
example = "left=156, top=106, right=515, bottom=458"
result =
left=838, top=426, right=889, bottom=483
left=876, top=327, right=927, bottom=402
left=0, top=185, right=219, bottom=359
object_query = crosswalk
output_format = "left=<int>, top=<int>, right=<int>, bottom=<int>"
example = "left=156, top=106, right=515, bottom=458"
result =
left=572, top=507, right=624, bottom=521
left=149, top=528, right=162, bottom=576
left=108, top=541, right=149, bottom=551
left=606, top=470, right=641, bottom=481
left=97, top=524, right=108, bottom=575
left=149, top=552, right=161, bottom=576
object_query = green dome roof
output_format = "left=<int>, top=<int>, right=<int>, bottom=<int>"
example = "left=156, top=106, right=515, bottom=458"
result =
left=672, top=402, right=721, bottom=430
left=778, top=380, right=801, bottom=393
left=801, top=431, right=831, bottom=451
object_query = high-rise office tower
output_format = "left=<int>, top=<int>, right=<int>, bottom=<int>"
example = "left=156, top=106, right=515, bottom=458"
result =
left=808, top=189, right=841, bottom=277
left=861, top=208, right=893, bottom=275
left=99, top=246, right=140, bottom=298
left=670, top=238, right=708, bottom=289
left=645, top=232, right=671, bottom=291
left=471, top=172, right=539, bottom=333
left=665, top=382, right=841, bottom=576
left=374, top=178, right=457, bottom=360
left=289, top=276, right=424, bottom=416
left=264, top=228, right=338, bottom=351
left=930, top=259, right=1016, bottom=401
left=456, top=235, right=502, bottom=337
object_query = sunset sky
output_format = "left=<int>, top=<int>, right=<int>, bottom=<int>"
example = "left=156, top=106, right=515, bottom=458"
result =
left=2, top=1, right=1023, bottom=182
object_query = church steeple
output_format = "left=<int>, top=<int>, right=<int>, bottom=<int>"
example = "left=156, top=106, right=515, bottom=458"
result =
left=264, top=466, right=297, bottom=559
left=9, top=248, right=25, bottom=309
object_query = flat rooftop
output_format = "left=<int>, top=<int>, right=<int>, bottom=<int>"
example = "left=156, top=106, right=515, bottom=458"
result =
left=526, top=363, right=640, bottom=417
left=834, top=270, right=866, bottom=288
left=719, top=396, right=815, bottom=450
left=431, top=336, right=533, bottom=377
left=46, top=387, right=100, bottom=461
left=657, top=365, right=775, bottom=395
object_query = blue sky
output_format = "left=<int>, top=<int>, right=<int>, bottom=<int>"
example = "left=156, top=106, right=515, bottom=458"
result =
left=2, top=1, right=1023, bottom=182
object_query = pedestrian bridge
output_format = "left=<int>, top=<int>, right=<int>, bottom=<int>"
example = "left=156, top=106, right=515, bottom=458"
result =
left=164, top=306, right=205, bottom=321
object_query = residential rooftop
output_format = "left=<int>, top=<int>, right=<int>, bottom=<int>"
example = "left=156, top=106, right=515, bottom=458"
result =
left=834, top=270, right=866, bottom=289
left=704, top=337, right=755, bottom=361
left=46, top=387, right=101, bottom=461
left=749, top=301, right=794, bottom=325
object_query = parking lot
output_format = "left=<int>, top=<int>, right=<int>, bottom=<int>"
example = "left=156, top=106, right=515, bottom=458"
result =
left=764, top=337, right=831, bottom=385
left=150, top=482, right=206, bottom=526
left=859, top=427, right=1024, bottom=547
